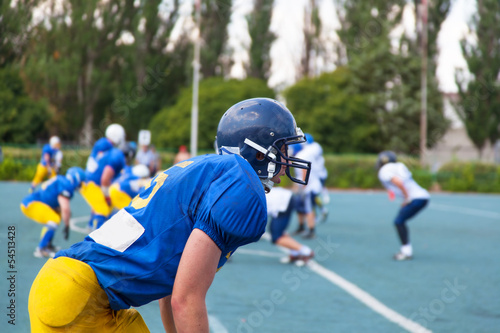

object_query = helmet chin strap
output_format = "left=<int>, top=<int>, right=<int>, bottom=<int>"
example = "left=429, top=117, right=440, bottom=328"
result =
left=244, top=138, right=278, bottom=191
left=261, top=179, right=274, bottom=193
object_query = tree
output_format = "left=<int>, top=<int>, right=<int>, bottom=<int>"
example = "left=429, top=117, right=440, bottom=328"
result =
left=336, top=0, right=449, bottom=154
left=0, top=0, right=49, bottom=143
left=22, top=0, right=144, bottom=145
left=199, top=0, right=232, bottom=78
left=0, top=0, right=38, bottom=68
left=0, top=67, right=49, bottom=143
left=455, top=0, right=500, bottom=158
left=111, top=0, right=185, bottom=139
left=247, top=0, right=275, bottom=80
left=150, top=77, right=274, bottom=150
left=284, top=67, right=381, bottom=153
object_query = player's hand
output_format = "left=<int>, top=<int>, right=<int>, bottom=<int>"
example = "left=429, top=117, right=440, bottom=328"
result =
left=63, top=225, right=70, bottom=240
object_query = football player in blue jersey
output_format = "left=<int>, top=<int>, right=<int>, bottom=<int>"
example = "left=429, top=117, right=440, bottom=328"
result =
left=29, top=136, right=62, bottom=192
left=109, top=164, right=150, bottom=211
left=21, top=167, right=85, bottom=258
left=28, top=98, right=312, bottom=332
left=81, top=123, right=127, bottom=230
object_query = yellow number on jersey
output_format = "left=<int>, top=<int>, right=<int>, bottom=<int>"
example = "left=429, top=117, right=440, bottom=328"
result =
left=130, top=161, right=194, bottom=210
left=41, top=177, right=57, bottom=190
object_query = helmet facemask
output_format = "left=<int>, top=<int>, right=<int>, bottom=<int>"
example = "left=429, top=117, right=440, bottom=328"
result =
left=243, top=129, right=311, bottom=192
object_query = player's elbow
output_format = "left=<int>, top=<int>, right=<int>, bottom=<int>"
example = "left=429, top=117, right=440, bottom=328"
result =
left=170, top=292, right=204, bottom=320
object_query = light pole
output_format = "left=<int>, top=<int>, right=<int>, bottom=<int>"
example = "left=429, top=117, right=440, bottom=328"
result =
left=190, top=0, right=201, bottom=157
left=419, top=0, right=428, bottom=166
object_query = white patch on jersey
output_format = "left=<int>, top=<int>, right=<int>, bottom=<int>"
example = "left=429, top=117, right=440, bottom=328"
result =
left=219, top=146, right=240, bottom=155
left=86, top=157, right=98, bottom=173
left=89, top=209, right=145, bottom=252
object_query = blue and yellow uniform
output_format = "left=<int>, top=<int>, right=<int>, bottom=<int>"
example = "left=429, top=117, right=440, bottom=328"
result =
left=30, top=144, right=60, bottom=190
left=21, top=176, right=74, bottom=255
left=81, top=143, right=126, bottom=229
left=109, top=166, right=145, bottom=210
left=29, top=154, right=267, bottom=331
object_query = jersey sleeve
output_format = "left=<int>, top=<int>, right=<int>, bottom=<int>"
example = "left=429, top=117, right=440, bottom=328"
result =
left=58, top=178, right=74, bottom=199
left=379, top=163, right=412, bottom=183
left=193, top=167, right=267, bottom=253
left=378, top=163, right=396, bottom=182
left=109, top=149, right=126, bottom=175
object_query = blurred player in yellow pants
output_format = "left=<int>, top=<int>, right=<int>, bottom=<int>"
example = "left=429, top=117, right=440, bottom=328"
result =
left=21, top=167, right=85, bottom=258
left=109, top=164, right=150, bottom=210
left=82, top=124, right=126, bottom=230
left=30, top=136, right=63, bottom=192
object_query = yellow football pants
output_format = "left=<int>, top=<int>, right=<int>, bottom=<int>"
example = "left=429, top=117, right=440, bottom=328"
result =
left=109, top=184, right=132, bottom=210
left=80, top=181, right=112, bottom=216
left=20, top=202, right=61, bottom=225
left=29, top=257, right=149, bottom=332
left=32, top=164, right=56, bottom=187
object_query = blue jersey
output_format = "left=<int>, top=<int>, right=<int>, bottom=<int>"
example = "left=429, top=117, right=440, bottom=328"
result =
left=113, top=166, right=142, bottom=198
left=86, top=147, right=126, bottom=185
left=40, top=144, right=59, bottom=166
left=114, top=165, right=133, bottom=184
left=22, top=175, right=74, bottom=209
left=57, top=154, right=267, bottom=310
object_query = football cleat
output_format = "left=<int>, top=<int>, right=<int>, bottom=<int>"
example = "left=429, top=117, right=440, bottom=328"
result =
left=33, top=247, right=56, bottom=258
left=393, top=252, right=412, bottom=261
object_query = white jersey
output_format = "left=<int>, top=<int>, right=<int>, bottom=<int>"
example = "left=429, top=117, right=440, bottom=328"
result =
left=295, top=142, right=324, bottom=194
left=266, top=187, right=293, bottom=218
left=378, top=162, right=430, bottom=201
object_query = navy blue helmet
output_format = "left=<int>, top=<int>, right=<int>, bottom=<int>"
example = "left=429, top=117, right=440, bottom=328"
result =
left=216, top=98, right=311, bottom=192
left=376, top=150, right=397, bottom=170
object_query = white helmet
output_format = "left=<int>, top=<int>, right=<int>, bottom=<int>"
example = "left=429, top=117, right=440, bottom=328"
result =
left=132, top=164, right=150, bottom=178
left=49, top=136, right=61, bottom=148
left=105, top=124, right=126, bottom=146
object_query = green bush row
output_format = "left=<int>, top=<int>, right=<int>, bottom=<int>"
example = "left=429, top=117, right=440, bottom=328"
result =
left=0, top=146, right=176, bottom=181
left=1, top=147, right=499, bottom=193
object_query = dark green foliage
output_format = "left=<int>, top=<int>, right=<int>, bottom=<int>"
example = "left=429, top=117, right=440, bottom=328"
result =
left=284, top=68, right=381, bottom=153
left=248, top=0, right=275, bottom=79
left=437, top=162, right=500, bottom=193
left=150, top=77, right=274, bottom=150
left=0, top=68, right=49, bottom=143
left=0, top=157, right=37, bottom=181
left=455, top=0, right=500, bottom=156
left=336, top=0, right=450, bottom=154
left=199, top=0, right=232, bottom=77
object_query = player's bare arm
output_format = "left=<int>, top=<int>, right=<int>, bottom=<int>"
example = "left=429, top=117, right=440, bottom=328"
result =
left=101, top=165, right=115, bottom=187
left=390, top=176, right=409, bottom=205
left=159, top=295, right=176, bottom=333
left=169, top=228, right=221, bottom=333
left=57, top=195, right=71, bottom=240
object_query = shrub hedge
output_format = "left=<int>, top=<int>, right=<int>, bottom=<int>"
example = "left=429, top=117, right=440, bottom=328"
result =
left=1, top=146, right=499, bottom=193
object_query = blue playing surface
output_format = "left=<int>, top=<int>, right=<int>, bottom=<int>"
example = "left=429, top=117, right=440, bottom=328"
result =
left=1, top=182, right=499, bottom=332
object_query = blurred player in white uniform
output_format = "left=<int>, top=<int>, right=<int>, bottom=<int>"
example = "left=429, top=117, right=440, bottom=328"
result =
left=266, top=187, right=314, bottom=264
left=293, top=134, right=327, bottom=238
left=376, top=151, right=430, bottom=261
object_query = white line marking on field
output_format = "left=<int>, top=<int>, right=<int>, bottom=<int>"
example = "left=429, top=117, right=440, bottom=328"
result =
left=208, top=315, right=229, bottom=333
left=237, top=248, right=284, bottom=258
left=70, top=216, right=90, bottom=235
left=307, top=261, right=431, bottom=333
left=431, top=203, right=500, bottom=219
left=258, top=233, right=431, bottom=333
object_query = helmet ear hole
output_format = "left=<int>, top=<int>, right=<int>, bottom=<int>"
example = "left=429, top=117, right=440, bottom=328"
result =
left=256, top=152, right=265, bottom=161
